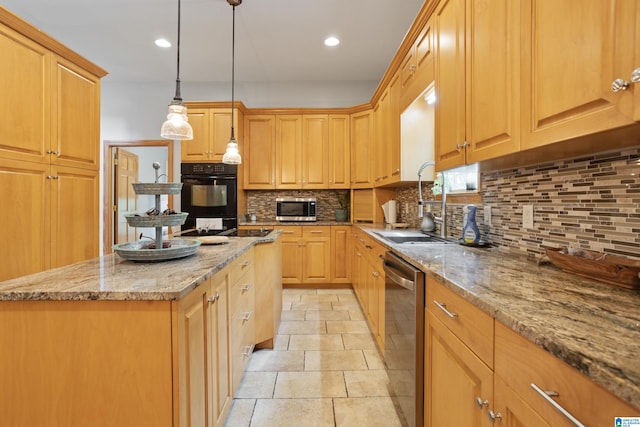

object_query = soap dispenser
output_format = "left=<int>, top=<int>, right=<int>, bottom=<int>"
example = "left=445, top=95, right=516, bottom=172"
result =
left=462, top=204, right=480, bottom=244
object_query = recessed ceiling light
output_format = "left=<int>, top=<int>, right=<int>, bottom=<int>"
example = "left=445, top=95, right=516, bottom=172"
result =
left=324, top=36, right=340, bottom=47
left=155, top=38, right=171, bottom=48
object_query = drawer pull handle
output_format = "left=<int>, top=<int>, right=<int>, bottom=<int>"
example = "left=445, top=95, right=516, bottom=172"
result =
left=207, top=292, right=220, bottom=304
left=309, top=230, right=323, bottom=234
left=433, top=300, right=458, bottom=318
left=241, top=311, right=253, bottom=322
left=241, top=283, right=253, bottom=292
left=365, top=245, right=373, bottom=250
left=242, top=260, right=251, bottom=268
left=530, top=383, right=586, bottom=427
left=475, top=397, right=488, bottom=409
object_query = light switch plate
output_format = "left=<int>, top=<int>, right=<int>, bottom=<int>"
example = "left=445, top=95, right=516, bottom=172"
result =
left=483, top=206, right=491, bottom=225
left=522, top=205, right=534, bottom=229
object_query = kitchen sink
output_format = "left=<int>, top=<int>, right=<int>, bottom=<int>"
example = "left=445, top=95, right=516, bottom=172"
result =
left=373, top=230, right=450, bottom=244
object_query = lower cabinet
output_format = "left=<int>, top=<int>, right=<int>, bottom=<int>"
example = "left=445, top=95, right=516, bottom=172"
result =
left=424, top=277, right=640, bottom=427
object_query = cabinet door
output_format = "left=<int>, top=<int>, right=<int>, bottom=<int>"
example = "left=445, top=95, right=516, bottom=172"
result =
left=328, top=114, right=350, bottom=188
left=350, top=110, right=374, bottom=188
left=279, top=227, right=303, bottom=284
left=521, top=0, right=639, bottom=149
left=465, top=0, right=520, bottom=163
left=302, top=114, right=329, bottom=189
left=0, top=23, right=50, bottom=164
left=210, top=109, right=233, bottom=159
left=373, top=90, right=389, bottom=185
left=50, top=166, right=99, bottom=269
left=275, top=115, right=302, bottom=188
left=207, top=275, right=231, bottom=427
left=388, top=72, right=401, bottom=183
left=178, top=285, right=208, bottom=427
left=0, top=158, right=50, bottom=281
left=243, top=115, right=275, bottom=189
left=52, top=55, right=100, bottom=170
left=434, top=0, right=466, bottom=171
left=182, top=109, right=210, bottom=162
left=302, top=229, right=331, bottom=283
left=425, top=312, right=493, bottom=427
left=331, top=226, right=351, bottom=283
left=493, top=376, right=555, bottom=427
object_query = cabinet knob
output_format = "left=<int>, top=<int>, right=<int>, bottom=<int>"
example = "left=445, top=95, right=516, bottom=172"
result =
left=475, top=397, right=489, bottom=409
left=241, top=283, right=253, bottom=292
left=611, top=78, right=630, bottom=92
left=456, top=141, right=469, bottom=150
left=487, top=410, right=502, bottom=423
left=207, top=292, right=220, bottom=304
left=631, top=67, right=640, bottom=83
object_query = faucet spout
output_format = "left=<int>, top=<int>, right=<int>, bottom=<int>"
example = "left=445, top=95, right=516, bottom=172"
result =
left=417, top=161, right=436, bottom=218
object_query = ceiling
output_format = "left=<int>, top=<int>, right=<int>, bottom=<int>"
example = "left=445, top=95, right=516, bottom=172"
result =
left=3, top=0, right=424, bottom=86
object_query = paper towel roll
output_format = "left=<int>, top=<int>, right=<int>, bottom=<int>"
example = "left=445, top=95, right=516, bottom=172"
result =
left=387, top=200, right=397, bottom=224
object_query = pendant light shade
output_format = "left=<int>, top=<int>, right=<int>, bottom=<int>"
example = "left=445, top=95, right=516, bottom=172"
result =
left=222, top=0, right=242, bottom=164
left=161, top=0, right=193, bottom=140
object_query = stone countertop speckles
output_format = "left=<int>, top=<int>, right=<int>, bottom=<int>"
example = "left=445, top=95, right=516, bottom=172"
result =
left=357, top=225, right=640, bottom=410
left=0, top=233, right=279, bottom=302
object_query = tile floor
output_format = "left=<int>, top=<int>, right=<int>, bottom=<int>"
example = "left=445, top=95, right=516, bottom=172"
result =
left=223, top=288, right=404, bottom=427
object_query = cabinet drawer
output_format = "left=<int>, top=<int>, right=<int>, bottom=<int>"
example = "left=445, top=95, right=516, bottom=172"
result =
left=302, top=227, right=330, bottom=238
left=230, top=247, right=254, bottom=282
left=495, top=321, right=639, bottom=426
left=275, top=225, right=302, bottom=237
left=427, top=278, right=494, bottom=367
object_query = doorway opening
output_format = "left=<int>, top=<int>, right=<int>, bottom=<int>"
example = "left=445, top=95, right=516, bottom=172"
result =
left=103, top=140, right=175, bottom=254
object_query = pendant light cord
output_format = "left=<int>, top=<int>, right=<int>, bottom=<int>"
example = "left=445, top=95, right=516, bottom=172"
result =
left=230, top=3, right=236, bottom=139
left=174, top=0, right=183, bottom=102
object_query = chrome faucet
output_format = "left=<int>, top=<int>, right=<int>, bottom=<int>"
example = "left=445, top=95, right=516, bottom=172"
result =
left=417, top=161, right=447, bottom=239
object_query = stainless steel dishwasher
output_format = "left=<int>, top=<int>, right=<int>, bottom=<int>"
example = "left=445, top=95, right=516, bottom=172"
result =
left=383, top=251, right=425, bottom=427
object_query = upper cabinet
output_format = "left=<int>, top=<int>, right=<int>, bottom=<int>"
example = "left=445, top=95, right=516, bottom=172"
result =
left=520, top=0, right=640, bottom=150
left=350, top=109, right=375, bottom=188
left=434, top=0, right=520, bottom=171
left=243, top=114, right=276, bottom=189
left=328, top=114, right=351, bottom=188
left=182, top=107, right=242, bottom=163
left=400, top=17, right=435, bottom=111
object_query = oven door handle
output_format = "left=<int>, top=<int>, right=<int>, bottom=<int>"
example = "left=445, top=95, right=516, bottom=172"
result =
left=383, top=261, right=415, bottom=291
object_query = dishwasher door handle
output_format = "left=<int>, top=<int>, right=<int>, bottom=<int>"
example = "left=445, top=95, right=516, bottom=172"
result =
left=383, top=261, right=415, bottom=291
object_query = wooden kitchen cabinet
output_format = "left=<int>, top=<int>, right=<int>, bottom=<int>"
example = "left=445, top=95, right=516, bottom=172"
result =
left=181, top=108, right=242, bottom=162
left=301, top=226, right=331, bottom=283
left=328, top=114, right=351, bottom=188
left=434, top=0, right=520, bottom=171
left=399, top=16, right=435, bottom=111
left=350, top=109, right=375, bottom=188
left=278, top=226, right=304, bottom=284
left=0, top=11, right=105, bottom=281
left=520, top=0, right=639, bottom=150
left=253, top=237, right=283, bottom=348
left=331, top=225, right=351, bottom=283
left=243, top=114, right=276, bottom=189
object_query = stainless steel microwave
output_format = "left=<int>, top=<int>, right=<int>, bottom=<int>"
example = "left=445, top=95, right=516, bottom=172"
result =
left=276, top=197, right=317, bottom=221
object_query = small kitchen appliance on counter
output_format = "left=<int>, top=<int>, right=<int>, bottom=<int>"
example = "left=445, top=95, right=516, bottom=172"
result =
left=276, top=197, right=317, bottom=221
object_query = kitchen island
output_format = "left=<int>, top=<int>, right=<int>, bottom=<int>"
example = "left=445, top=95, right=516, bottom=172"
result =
left=0, top=232, right=282, bottom=427
left=355, top=225, right=640, bottom=424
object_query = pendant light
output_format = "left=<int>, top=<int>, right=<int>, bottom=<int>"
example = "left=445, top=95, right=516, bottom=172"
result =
left=160, top=0, right=193, bottom=140
left=222, top=0, right=242, bottom=164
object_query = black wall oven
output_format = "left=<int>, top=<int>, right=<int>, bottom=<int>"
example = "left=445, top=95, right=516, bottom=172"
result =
left=180, top=163, right=237, bottom=235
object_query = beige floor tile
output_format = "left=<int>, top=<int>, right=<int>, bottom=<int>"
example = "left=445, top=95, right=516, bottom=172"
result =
left=282, top=288, right=317, bottom=295
left=273, top=334, right=290, bottom=351
left=305, top=310, right=350, bottom=321
left=281, top=301, right=292, bottom=311
left=344, top=370, right=392, bottom=397
left=342, top=333, right=378, bottom=350
left=247, top=350, right=305, bottom=372
left=316, top=288, right=354, bottom=295
left=337, top=293, right=359, bottom=303
left=250, top=398, right=335, bottom=427
left=300, top=294, right=339, bottom=303
left=282, top=294, right=301, bottom=306
left=235, top=372, right=277, bottom=398
left=281, top=310, right=306, bottom=321
left=278, top=320, right=326, bottom=335
left=347, top=309, right=365, bottom=320
left=288, top=334, right=345, bottom=351
left=363, top=349, right=386, bottom=370
left=331, top=301, right=363, bottom=311
left=305, top=350, right=368, bottom=371
left=291, top=301, right=334, bottom=311
left=223, top=398, right=255, bottom=427
left=333, top=397, right=403, bottom=427
left=274, top=371, right=347, bottom=398
left=326, top=320, right=371, bottom=334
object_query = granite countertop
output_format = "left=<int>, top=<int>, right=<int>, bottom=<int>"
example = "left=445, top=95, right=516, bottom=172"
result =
left=0, top=233, right=279, bottom=301
left=357, top=224, right=640, bottom=410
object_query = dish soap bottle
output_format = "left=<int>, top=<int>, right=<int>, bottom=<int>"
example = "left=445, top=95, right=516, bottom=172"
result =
left=462, top=204, right=480, bottom=244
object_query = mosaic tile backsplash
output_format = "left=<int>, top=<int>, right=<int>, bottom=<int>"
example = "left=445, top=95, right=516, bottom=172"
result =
left=245, top=147, right=640, bottom=260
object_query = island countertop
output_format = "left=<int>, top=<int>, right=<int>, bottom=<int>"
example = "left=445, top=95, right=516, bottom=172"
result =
left=356, top=225, right=640, bottom=411
left=0, top=233, right=279, bottom=301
